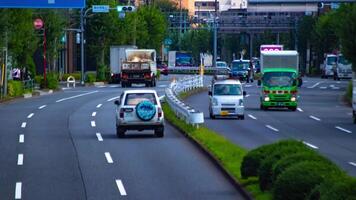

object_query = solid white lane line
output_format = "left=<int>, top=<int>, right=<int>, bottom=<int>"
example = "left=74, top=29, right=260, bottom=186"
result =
left=309, top=115, right=321, bottom=121
left=297, top=107, right=303, bottom=112
left=27, top=113, right=34, bottom=119
left=56, top=91, right=98, bottom=103
left=335, top=126, right=352, bottom=134
left=91, top=121, right=96, bottom=127
left=308, top=81, right=322, bottom=89
left=105, top=152, right=113, bottom=164
left=303, top=141, right=319, bottom=149
left=248, top=114, right=257, bottom=120
left=96, top=133, right=103, bottom=141
left=92, top=112, right=97, bottom=117
left=349, top=162, right=356, bottom=167
left=266, top=125, right=279, bottom=132
left=116, top=180, right=127, bottom=196
left=320, top=86, right=327, bottom=89
left=21, top=122, right=26, bottom=128
left=96, top=104, right=102, bottom=108
left=15, top=182, right=22, bottom=199
left=17, top=154, right=23, bottom=166
left=19, top=135, right=24, bottom=143
left=39, top=105, right=47, bottom=109
left=107, top=96, right=120, bottom=102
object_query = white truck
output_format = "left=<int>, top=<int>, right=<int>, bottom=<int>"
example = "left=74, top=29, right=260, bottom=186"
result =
left=120, top=49, right=157, bottom=88
left=110, top=45, right=137, bottom=83
left=335, top=54, right=352, bottom=80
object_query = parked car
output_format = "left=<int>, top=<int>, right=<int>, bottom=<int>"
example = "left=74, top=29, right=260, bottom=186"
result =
left=208, top=79, right=246, bottom=119
left=114, top=90, right=164, bottom=138
left=157, top=62, right=168, bottom=76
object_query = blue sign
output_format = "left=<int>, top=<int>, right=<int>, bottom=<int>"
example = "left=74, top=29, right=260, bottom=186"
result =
left=0, top=0, right=85, bottom=8
left=92, top=5, right=110, bottom=13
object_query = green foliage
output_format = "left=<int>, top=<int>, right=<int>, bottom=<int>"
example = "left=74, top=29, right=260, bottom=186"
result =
left=156, top=70, right=161, bottom=80
left=240, top=140, right=304, bottom=178
left=273, top=161, right=343, bottom=200
left=7, top=80, right=24, bottom=97
left=85, top=73, right=96, bottom=83
left=34, top=75, right=43, bottom=85
left=62, top=73, right=81, bottom=81
left=311, top=176, right=356, bottom=200
left=154, top=0, right=178, bottom=12
left=46, top=72, right=59, bottom=89
left=346, top=80, right=353, bottom=103
left=96, top=64, right=108, bottom=81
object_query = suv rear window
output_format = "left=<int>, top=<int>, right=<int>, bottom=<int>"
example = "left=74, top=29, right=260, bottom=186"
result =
left=125, top=93, right=157, bottom=105
left=214, top=84, right=242, bottom=95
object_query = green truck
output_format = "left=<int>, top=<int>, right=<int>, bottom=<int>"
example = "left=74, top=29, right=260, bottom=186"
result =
left=258, top=50, right=301, bottom=111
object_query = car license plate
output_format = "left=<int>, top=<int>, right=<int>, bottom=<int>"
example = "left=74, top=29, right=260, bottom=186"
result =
left=220, top=111, right=229, bottom=116
left=277, top=102, right=284, bottom=106
left=133, top=75, right=140, bottom=78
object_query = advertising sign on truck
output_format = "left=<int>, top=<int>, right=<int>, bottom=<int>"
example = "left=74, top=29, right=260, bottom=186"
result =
left=260, top=45, right=284, bottom=52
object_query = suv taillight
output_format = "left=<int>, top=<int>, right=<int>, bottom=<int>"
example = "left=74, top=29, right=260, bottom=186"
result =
left=119, top=108, right=124, bottom=118
left=121, top=73, right=128, bottom=80
left=158, top=107, right=162, bottom=118
left=144, top=73, right=151, bottom=79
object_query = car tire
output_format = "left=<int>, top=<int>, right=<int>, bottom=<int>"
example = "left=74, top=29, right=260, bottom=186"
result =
left=121, top=82, right=126, bottom=88
left=155, top=127, right=164, bottom=137
left=289, top=106, right=297, bottom=111
left=238, top=115, right=245, bottom=120
left=116, top=126, right=125, bottom=138
left=260, top=104, right=266, bottom=110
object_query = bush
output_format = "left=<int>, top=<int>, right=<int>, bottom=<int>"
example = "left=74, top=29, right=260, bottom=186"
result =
left=156, top=70, right=161, bottom=80
left=7, top=80, right=24, bottom=97
left=310, top=176, right=356, bottom=200
left=273, top=161, right=343, bottom=200
left=258, top=142, right=312, bottom=191
left=96, top=64, right=107, bottom=82
left=46, top=72, right=59, bottom=89
left=346, top=80, right=352, bottom=103
left=241, top=140, right=305, bottom=178
left=34, top=75, right=43, bottom=85
left=62, top=73, right=81, bottom=81
left=85, top=73, right=96, bottom=83
left=272, top=152, right=334, bottom=185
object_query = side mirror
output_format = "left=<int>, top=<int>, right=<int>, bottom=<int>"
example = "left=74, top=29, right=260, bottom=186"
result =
left=114, top=100, right=120, bottom=105
left=257, top=80, right=261, bottom=86
left=208, top=91, right=212, bottom=96
left=243, top=91, right=247, bottom=96
left=298, top=78, right=303, bottom=87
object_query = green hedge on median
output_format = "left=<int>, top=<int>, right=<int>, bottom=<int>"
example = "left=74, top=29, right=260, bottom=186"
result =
left=7, top=80, right=24, bottom=97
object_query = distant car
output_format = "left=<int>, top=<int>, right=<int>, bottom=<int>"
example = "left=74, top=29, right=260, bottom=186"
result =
left=230, top=60, right=250, bottom=81
left=157, top=62, right=168, bottom=75
left=208, top=79, right=246, bottom=119
left=115, top=90, right=164, bottom=138
left=216, top=61, right=228, bottom=68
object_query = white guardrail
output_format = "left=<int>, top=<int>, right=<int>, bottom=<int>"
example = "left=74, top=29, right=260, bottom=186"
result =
left=165, top=75, right=205, bottom=126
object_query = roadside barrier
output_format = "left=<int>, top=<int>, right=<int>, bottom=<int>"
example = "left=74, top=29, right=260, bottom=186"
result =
left=165, top=75, right=204, bottom=126
left=67, top=76, right=76, bottom=88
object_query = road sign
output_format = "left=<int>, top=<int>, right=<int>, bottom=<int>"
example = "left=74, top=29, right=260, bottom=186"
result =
left=0, top=0, right=85, bottom=8
left=117, top=6, right=136, bottom=12
left=33, top=18, right=44, bottom=30
left=92, top=5, right=110, bottom=13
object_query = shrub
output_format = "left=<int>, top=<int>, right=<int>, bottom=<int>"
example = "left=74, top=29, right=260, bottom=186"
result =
left=85, top=73, right=96, bottom=83
left=241, top=140, right=304, bottom=179
left=62, top=73, right=81, bottom=82
left=46, top=72, right=59, bottom=89
left=272, top=152, right=334, bottom=185
left=34, top=75, right=43, bottom=85
left=7, top=80, right=24, bottom=97
left=258, top=143, right=312, bottom=191
left=310, top=176, right=356, bottom=200
left=96, top=64, right=107, bottom=81
left=156, top=70, right=161, bottom=80
left=273, top=161, right=344, bottom=200
left=345, top=80, right=352, bottom=103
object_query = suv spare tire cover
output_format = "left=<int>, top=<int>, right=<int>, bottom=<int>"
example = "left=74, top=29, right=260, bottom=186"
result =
left=136, top=101, right=156, bottom=121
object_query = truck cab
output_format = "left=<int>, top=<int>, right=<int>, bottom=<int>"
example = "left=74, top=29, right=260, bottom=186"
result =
left=335, top=54, right=352, bottom=80
left=321, top=54, right=337, bottom=79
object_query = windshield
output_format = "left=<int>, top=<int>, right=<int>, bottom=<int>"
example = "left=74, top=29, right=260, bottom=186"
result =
left=213, top=84, right=242, bottom=95
left=217, top=62, right=227, bottom=68
left=327, top=56, right=337, bottom=65
left=262, top=72, right=296, bottom=87
left=125, top=93, right=157, bottom=105
left=231, top=61, right=249, bottom=71
left=338, top=56, right=350, bottom=65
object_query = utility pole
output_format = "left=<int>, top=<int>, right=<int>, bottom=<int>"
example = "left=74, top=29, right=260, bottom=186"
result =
left=213, top=0, right=218, bottom=68
left=179, top=0, right=182, bottom=50
left=80, top=8, right=85, bottom=85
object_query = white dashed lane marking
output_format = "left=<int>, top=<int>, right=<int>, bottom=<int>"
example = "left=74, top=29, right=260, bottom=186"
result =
left=39, top=105, right=47, bottom=109
left=248, top=114, right=257, bottom=120
left=27, top=113, right=34, bottom=119
left=96, top=133, right=103, bottom=141
left=349, top=162, right=356, bottom=167
left=320, top=86, right=327, bottom=89
left=309, top=115, right=321, bottom=121
left=21, top=122, right=26, bottom=128
left=56, top=91, right=98, bottom=103
left=116, top=179, right=127, bottom=196
left=107, top=96, right=120, bottom=102
left=96, top=104, right=102, bottom=108
left=15, top=182, right=22, bottom=199
left=335, top=126, right=352, bottom=134
left=105, top=152, right=114, bottom=164
left=92, top=112, right=97, bottom=117
left=266, top=125, right=279, bottom=132
left=297, top=107, right=303, bottom=112
left=303, top=142, right=319, bottom=149
left=19, top=135, right=24, bottom=143
left=308, top=81, right=322, bottom=89
left=245, top=94, right=250, bottom=98
left=17, top=154, right=24, bottom=166
left=91, top=121, right=96, bottom=127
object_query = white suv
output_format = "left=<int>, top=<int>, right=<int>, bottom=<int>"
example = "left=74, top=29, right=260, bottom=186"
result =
left=209, top=79, right=246, bottom=119
left=114, top=90, right=164, bottom=138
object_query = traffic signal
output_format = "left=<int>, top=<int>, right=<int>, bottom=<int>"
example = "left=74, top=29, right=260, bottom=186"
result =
left=117, top=5, right=136, bottom=12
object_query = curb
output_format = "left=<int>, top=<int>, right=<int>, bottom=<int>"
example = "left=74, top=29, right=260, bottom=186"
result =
left=166, top=119, right=253, bottom=200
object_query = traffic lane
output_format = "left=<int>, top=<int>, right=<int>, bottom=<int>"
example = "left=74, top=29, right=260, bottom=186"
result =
left=89, top=93, right=245, bottom=199
left=185, top=91, right=285, bottom=150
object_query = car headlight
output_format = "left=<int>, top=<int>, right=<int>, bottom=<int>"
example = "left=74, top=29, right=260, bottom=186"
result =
left=239, top=99, right=244, bottom=106
left=141, top=63, right=149, bottom=69
left=264, top=96, right=270, bottom=102
left=212, top=98, right=218, bottom=106
left=291, top=96, right=296, bottom=102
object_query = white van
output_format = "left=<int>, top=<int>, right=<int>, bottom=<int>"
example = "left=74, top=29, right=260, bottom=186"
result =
left=321, top=54, right=337, bottom=79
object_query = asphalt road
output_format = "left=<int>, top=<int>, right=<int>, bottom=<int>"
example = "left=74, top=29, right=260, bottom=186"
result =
left=185, top=76, right=356, bottom=177
left=0, top=75, right=245, bottom=199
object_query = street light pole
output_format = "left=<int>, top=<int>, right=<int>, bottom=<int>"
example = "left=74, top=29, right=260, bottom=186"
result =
left=80, top=8, right=85, bottom=85
left=213, top=0, right=218, bottom=68
left=179, top=0, right=182, bottom=50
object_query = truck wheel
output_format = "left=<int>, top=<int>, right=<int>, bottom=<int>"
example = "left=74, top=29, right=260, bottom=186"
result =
left=289, top=107, right=297, bottom=111
left=145, top=83, right=150, bottom=87
left=260, top=104, right=267, bottom=111
left=116, top=126, right=125, bottom=138
left=238, top=115, right=245, bottom=120
left=121, top=82, right=126, bottom=88
left=155, top=127, right=164, bottom=137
